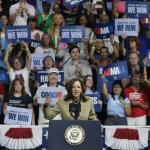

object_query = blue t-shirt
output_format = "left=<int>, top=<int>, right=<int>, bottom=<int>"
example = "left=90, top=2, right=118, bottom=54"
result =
left=107, top=94, right=130, bottom=117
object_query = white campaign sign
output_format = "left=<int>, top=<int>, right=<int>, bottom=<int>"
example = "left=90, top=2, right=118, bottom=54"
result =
left=4, top=106, right=32, bottom=125
left=115, top=18, right=139, bottom=36
left=31, top=53, right=55, bottom=70
left=37, top=86, right=66, bottom=105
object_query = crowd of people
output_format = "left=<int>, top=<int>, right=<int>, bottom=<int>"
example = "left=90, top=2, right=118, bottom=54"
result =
left=0, top=0, right=150, bottom=126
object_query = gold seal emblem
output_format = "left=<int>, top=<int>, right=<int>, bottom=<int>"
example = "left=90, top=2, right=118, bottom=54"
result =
left=64, top=125, right=85, bottom=146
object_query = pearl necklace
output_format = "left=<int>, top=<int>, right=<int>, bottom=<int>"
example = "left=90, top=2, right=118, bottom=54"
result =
left=72, top=100, right=80, bottom=104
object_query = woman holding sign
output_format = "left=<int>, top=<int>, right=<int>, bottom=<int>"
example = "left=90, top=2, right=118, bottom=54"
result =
left=84, top=75, right=102, bottom=120
left=3, top=77, right=35, bottom=125
left=43, top=78, right=97, bottom=120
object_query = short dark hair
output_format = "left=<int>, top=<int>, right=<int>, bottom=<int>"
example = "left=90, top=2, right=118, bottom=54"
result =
left=112, top=80, right=124, bottom=99
left=42, top=1, right=51, bottom=7
left=27, top=16, right=37, bottom=23
left=42, top=55, right=54, bottom=70
left=69, top=45, right=80, bottom=54
left=11, top=56, right=24, bottom=69
left=100, top=46, right=109, bottom=53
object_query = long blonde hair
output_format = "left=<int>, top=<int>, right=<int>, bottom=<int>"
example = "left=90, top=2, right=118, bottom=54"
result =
left=48, top=13, right=65, bottom=36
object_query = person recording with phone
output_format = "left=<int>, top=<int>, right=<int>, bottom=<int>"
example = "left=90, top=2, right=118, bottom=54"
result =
left=37, top=1, right=54, bottom=33
left=9, top=0, right=35, bottom=25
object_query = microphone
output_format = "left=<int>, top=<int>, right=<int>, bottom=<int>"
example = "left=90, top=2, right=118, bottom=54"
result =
left=59, top=56, right=71, bottom=70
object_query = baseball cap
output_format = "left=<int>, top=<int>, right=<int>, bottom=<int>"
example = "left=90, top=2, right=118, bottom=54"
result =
left=48, top=68, right=59, bottom=75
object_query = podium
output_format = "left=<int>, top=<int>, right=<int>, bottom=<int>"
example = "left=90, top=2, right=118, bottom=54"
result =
left=48, top=120, right=102, bottom=150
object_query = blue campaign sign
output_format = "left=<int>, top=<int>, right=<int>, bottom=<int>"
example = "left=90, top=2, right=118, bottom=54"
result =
left=126, top=1, right=150, bottom=18
left=42, top=127, right=49, bottom=149
left=85, top=93, right=101, bottom=112
left=63, top=0, right=86, bottom=9
left=103, top=61, right=129, bottom=81
left=60, top=26, right=84, bottom=43
left=96, top=65, right=113, bottom=94
left=0, top=20, right=2, bottom=29
left=37, top=71, right=64, bottom=86
left=0, top=70, right=8, bottom=84
left=146, top=49, right=150, bottom=67
left=6, top=26, right=31, bottom=43
left=96, top=74, right=113, bottom=94
left=93, top=22, right=114, bottom=39
left=30, top=39, right=41, bottom=49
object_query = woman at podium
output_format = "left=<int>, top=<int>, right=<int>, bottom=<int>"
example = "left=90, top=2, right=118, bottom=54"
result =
left=43, top=78, right=97, bottom=120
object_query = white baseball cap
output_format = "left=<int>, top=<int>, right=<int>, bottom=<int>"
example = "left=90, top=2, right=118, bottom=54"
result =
left=48, top=68, right=59, bottom=75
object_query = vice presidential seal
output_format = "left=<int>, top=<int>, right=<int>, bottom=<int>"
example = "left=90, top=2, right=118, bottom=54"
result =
left=64, top=125, right=85, bottom=146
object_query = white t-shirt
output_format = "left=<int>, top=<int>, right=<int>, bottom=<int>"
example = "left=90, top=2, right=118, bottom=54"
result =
left=34, top=84, right=67, bottom=125
left=9, top=67, right=31, bottom=96
left=9, top=2, right=35, bottom=25
left=34, top=46, right=56, bottom=60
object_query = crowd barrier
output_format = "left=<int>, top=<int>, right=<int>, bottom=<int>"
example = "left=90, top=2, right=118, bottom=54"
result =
left=0, top=125, right=149, bottom=150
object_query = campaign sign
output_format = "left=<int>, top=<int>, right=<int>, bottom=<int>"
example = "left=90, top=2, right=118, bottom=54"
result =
left=115, top=18, right=139, bottom=36
left=85, top=93, right=101, bottom=112
left=63, top=0, right=85, bottom=9
left=93, top=22, right=114, bottom=39
left=31, top=53, right=55, bottom=70
left=42, top=127, right=49, bottom=149
left=126, top=1, right=150, bottom=18
left=60, top=26, right=84, bottom=43
left=30, top=39, right=41, bottom=49
left=146, top=49, right=150, bottom=67
left=103, top=61, right=129, bottom=81
left=4, top=106, right=32, bottom=125
left=0, top=70, right=8, bottom=84
left=37, top=71, right=64, bottom=86
left=31, top=54, right=44, bottom=70
left=96, top=74, right=113, bottom=94
left=37, top=86, right=66, bottom=104
left=49, top=0, right=55, bottom=4
left=6, top=26, right=31, bottom=43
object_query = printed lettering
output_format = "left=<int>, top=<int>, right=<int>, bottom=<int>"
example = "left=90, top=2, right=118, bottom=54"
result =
left=16, top=32, right=28, bottom=39
left=8, top=113, right=17, bottom=120
left=7, top=32, right=16, bottom=39
left=18, top=114, right=29, bottom=122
